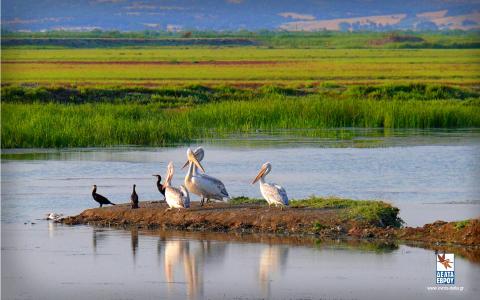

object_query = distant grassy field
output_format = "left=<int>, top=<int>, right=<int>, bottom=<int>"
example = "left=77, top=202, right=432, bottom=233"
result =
left=1, top=35, right=479, bottom=148
left=2, top=48, right=479, bottom=87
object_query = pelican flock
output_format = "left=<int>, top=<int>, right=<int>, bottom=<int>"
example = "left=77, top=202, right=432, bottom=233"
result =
left=89, top=146, right=289, bottom=210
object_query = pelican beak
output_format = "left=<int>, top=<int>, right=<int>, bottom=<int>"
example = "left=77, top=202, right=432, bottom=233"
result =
left=181, top=160, right=189, bottom=169
left=188, top=149, right=205, bottom=173
left=252, top=166, right=267, bottom=184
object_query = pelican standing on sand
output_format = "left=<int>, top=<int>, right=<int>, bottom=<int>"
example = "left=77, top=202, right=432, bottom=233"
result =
left=252, top=162, right=289, bottom=207
left=91, top=185, right=116, bottom=208
left=164, top=162, right=191, bottom=210
left=131, top=184, right=139, bottom=209
left=183, top=147, right=229, bottom=206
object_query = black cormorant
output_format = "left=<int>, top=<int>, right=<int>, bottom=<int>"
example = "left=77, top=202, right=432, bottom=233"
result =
left=152, top=174, right=166, bottom=200
left=91, top=185, right=116, bottom=208
left=131, top=184, right=139, bottom=209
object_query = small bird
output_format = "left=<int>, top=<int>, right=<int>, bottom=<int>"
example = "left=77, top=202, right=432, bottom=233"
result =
left=152, top=174, right=166, bottom=201
left=91, top=185, right=116, bottom=208
left=164, top=162, right=191, bottom=210
left=131, top=184, right=139, bottom=209
left=46, top=212, right=63, bottom=221
left=252, top=162, right=289, bottom=208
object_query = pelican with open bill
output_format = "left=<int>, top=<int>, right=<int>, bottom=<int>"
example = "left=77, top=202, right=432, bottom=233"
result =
left=164, top=162, right=191, bottom=210
left=252, top=162, right=289, bottom=208
left=183, top=147, right=230, bottom=206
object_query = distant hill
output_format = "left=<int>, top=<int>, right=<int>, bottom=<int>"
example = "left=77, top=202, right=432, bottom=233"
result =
left=2, top=0, right=480, bottom=32
left=2, top=32, right=479, bottom=49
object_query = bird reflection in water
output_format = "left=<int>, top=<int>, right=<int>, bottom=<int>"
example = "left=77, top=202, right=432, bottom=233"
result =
left=92, top=228, right=108, bottom=256
left=258, top=245, right=289, bottom=297
left=47, top=221, right=57, bottom=239
left=160, top=237, right=228, bottom=300
left=182, top=242, right=202, bottom=299
left=131, top=228, right=138, bottom=265
left=163, top=240, right=203, bottom=299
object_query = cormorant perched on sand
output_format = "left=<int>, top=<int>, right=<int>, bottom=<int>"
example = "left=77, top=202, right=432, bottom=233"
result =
left=152, top=174, right=166, bottom=200
left=131, top=184, right=139, bottom=209
left=91, top=185, right=116, bottom=208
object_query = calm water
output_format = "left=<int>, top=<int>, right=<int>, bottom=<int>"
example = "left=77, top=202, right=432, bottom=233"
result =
left=2, top=129, right=480, bottom=299
left=2, top=225, right=480, bottom=300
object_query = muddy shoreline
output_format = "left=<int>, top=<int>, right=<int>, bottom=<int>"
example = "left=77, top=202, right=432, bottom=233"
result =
left=61, top=201, right=480, bottom=247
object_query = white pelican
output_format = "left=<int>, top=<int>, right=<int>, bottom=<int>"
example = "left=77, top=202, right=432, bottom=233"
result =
left=183, top=147, right=229, bottom=206
left=164, top=162, right=191, bottom=210
left=252, top=162, right=289, bottom=207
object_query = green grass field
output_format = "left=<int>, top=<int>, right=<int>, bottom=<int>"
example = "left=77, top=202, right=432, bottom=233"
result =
left=1, top=35, right=479, bottom=148
left=2, top=96, right=479, bottom=148
left=2, top=48, right=479, bottom=87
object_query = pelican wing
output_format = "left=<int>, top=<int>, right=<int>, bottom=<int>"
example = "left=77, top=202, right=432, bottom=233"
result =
left=165, top=186, right=186, bottom=208
left=193, top=173, right=229, bottom=199
left=261, top=183, right=289, bottom=206
left=273, top=184, right=288, bottom=205
left=180, top=186, right=190, bottom=208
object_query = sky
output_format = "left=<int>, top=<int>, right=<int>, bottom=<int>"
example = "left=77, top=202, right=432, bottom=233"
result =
left=2, top=0, right=480, bottom=32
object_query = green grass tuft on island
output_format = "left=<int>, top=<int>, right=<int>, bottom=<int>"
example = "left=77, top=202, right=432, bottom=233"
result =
left=230, top=196, right=403, bottom=228
left=228, top=196, right=265, bottom=205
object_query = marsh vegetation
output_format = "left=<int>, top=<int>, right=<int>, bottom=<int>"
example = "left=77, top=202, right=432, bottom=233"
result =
left=1, top=32, right=478, bottom=148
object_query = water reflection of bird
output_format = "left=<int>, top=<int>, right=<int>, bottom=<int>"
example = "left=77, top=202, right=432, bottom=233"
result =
left=199, top=240, right=228, bottom=265
left=164, top=240, right=186, bottom=292
left=165, top=239, right=204, bottom=300
left=183, top=147, right=229, bottom=206
left=158, top=237, right=166, bottom=266
left=182, top=243, right=202, bottom=299
left=258, top=245, right=289, bottom=297
left=252, top=162, right=289, bottom=207
left=47, top=221, right=57, bottom=239
left=152, top=174, right=166, bottom=201
left=92, top=228, right=108, bottom=256
left=164, top=162, right=191, bottom=210
left=131, top=184, right=139, bottom=209
left=131, top=228, right=138, bottom=264
left=91, top=185, right=116, bottom=208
